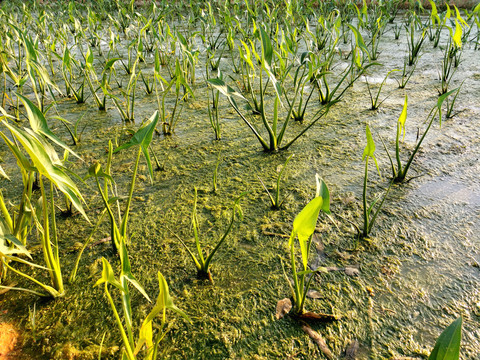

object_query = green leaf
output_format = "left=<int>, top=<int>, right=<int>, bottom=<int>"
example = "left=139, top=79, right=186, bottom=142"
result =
left=117, top=238, right=150, bottom=302
left=348, top=25, right=370, bottom=59
left=114, top=111, right=159, bottom=180
left=239, top=41, right=254, bottom=71
left=154, top=49, right=161, bottom=74
left=429, top=317, right=462, bottom=360
left=62, top=47, right=71, bottom=69
left=290, top=177, right=330, bottom=270
left=0, top=132, right=34, bottom=173
left=315, top=174, right=330, bottom=214
left=437, top=88, right=458, bottom=126
left=258, top=26, right=282, bottom=102
left=84, top=162, right=113, bottom=182
left=105, top=58, right=121, bottom=71
left=135, top=272, right=190, bottom=356
left=23, top=33, right=37, bottom=63
left=474, top=2, right=480, bottom=13
left=207, top=78, right=246, bottom=101
left=86, top=47, right=94, bottom=69
left=16, top=93, right=80, bottom=159
left=0, top=234, right=32, bottom=259
left=259, top=26, right=273, bottom=67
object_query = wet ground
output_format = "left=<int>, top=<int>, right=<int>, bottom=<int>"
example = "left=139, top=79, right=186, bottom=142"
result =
left=0, top=8, right=479, bottom=360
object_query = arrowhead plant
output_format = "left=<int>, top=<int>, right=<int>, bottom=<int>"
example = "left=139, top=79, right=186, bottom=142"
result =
left=288, top=175, right=330, bottom=315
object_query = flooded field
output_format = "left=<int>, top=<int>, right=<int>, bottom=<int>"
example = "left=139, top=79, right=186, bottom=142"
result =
left=0, top=0, right=479, bottom=359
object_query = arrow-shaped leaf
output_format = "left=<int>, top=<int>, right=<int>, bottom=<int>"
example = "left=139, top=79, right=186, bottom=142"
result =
left=363, top=124, right=380, bottom=175
left=16, top=93, right=80, bottom=159
left=114, top=111, right=159, bottom=181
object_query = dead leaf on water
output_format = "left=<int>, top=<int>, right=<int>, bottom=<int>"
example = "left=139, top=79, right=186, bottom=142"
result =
left=345, top=266, right=360, bottom=276
left=275, top=298, right=292, bottom=319
left=326, top=266, right=342, bottom=272
left=0, top=322, right=20, bottom=358
left=342, top=340, right=359, bottom=360
left=301, top=323, right=333, bottom=360
left=306, top=290, right=322, bottom=299
left=312, top=233, right=324, bottom=252
left=296, top=311, right=339, bottom=322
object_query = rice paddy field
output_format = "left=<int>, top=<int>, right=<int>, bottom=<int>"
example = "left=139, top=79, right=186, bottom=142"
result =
left=0, top=0, right=479, bottom=359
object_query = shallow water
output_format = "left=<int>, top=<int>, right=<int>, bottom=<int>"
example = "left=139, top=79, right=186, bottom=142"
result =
left=0, top=5, right=479, bottom=360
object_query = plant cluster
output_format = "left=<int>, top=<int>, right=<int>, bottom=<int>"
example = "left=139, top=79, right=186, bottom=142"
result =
left=0, top=0, right=477, bottom=358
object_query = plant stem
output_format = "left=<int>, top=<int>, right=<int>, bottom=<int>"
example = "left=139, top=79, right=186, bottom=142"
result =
left=363, top=158, right=369, bottom=238
left=120, top=146, right=142, bottom=239
left=105, top=284, right=135, bottom=360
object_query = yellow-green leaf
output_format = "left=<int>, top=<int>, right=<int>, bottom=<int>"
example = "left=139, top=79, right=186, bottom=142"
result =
left=454, top=6, right=468, bottom=28
left=363, top=125, right=380, bottom=175
left=293, top=196, right=323, bottom=270
left=452, top=19, right=462, bottom=48
left=446, top=4, right=451, bottom=19
left=94, top=258, right=123, bottom=291
left=16, top=93, right=80, bottom=159
left=429, top=1, right=439, bottom=25
left=290, top=177, right=330, bottom=271
left=315, top=174, right=330, bottom=214
left=398, top=94, right=408, bottom=141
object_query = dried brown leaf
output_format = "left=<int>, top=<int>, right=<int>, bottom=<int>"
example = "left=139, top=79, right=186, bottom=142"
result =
left=345, top=266, right=360, bottom=276
left=326, top=266, right=342, bottom=272
left=297, top=311, right=338, bottom=322
left=275, top=298, right=292, bottom=319
left=302, top=323, right=333, bottom=360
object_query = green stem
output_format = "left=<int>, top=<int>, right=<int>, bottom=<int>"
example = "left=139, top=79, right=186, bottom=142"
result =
left=105, top=284, right=135, bottom=360
left=259, top=71, right=276, bottom=150
left=120, top=146, right=142, bottom=239
left=203, top=202, right=238, bottom=271
left=69, top=210, right=107, bottom=283
left=395, top=122, right=402, bottom=176
left=290, top=237, right=302, bottom=314
left=39, top=176, right=63, bottom=294
left=4, top=260, right=59, bottom=297
left=397, top=109, right=437, bottom=182
left=192, top=189, right=206, bottom=267
left=121, top=274, right=135, bottom=349
left=49, top=183, right=59, bottom=262
left=362, top=158, right=369, bottom=238
left=94, top=175, right=119, bottom=252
